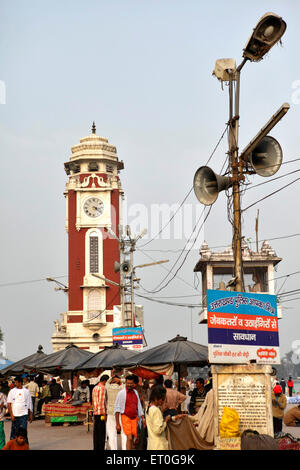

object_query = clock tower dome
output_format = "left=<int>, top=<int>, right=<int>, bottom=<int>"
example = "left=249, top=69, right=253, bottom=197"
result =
left=51, top=124, right=125, bottom=352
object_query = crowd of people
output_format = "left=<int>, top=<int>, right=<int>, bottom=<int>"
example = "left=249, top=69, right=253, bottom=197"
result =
left=0, top=373, right=84, bottom=450
left=91, top=371, right=214, bottom=451
left=271, top=375, right=300, bottom=435
left=0, top=370, right=300, bottom=450
left=0, top=371, right=213, bottom=450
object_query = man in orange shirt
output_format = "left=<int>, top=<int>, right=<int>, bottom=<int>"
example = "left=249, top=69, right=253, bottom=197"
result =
left=92, top=375, right=109, bottom=451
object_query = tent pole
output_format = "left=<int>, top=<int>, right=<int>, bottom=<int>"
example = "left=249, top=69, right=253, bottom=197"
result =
left=177, top=364, right=181, bottom=413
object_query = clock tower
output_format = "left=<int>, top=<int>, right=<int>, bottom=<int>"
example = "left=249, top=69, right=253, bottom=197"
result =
left=51, top=124, right=125, bottom=352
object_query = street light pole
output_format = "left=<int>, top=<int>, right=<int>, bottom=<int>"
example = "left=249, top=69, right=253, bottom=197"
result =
left=205, top=13, right=287, bottom=294
left=129, top=241, right=135, bottom=328
left=228, top=59, right=248, bottom=292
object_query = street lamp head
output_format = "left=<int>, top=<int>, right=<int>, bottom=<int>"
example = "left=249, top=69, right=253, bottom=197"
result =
left=243, top=12, right=287, bottom=62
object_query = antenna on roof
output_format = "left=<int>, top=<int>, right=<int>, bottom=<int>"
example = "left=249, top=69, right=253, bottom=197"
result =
left=255, top=209, right=260, bottom=252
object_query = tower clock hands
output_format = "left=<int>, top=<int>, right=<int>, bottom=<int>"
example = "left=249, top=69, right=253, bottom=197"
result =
left=83, top=197, right=104, bottom=218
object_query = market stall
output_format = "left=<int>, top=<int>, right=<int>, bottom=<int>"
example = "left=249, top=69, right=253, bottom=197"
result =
left=44, top=401, right=91, bottom=425
left=65, top=344, right=139, bottom=431
left=0, top=345, right=47, bottom=377
left=24, top=343, right=94, bottom=376
left=70, top=343, right=138, bottom=373
left=113, top=334, right=209, bottom=390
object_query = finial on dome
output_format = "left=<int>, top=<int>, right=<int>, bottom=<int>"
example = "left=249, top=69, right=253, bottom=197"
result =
left=91, top=121, right=96, bottom=134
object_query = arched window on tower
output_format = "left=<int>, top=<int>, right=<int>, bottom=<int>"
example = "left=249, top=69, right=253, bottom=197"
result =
left=85, top=228, right=103, bottom=277
left=89, top=234, right=99, bottom=273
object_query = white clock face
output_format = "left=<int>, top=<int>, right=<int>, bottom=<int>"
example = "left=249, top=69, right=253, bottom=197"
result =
left=83, top=197, right=104, bottom=218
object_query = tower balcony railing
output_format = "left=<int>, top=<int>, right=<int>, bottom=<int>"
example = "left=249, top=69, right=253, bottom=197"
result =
left=83, top=310, right=107, bottom=327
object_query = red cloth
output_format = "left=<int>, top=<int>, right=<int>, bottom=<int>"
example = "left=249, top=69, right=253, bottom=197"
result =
left=63, top=393, right=72, bottom=403
left=130, top=367, right=160, bottom=380
left=44, top=402, right=90, bottom=416
left=124, top=389, right=138, bottom=419
left=278, top=437, right=300, bottom=450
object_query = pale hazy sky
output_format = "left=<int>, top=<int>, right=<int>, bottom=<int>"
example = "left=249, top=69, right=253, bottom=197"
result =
left=1, top=0, right=299, bottom=361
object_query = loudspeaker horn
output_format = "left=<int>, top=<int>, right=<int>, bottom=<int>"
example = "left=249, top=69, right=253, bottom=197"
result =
left=193, top=166, right=233, bottom=206
left=114, top=261, right=132, bottom=273
left=248, top=135, right=283, bottom=177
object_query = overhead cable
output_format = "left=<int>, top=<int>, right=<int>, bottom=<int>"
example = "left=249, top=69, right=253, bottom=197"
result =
left=242, top=177, right=300, bottom=212
left=140, top=206, right=212, bottom=294
left=136, top=293, right=202, bottom=308
left=138, top=125, right=228, bottom=249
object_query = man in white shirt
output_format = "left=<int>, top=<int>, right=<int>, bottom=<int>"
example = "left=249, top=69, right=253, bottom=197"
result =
left=24, top=376, right=39, bottom=417
left=105, top=374, right=125, bottom=450
left=7, top=376, right=33, bottom=440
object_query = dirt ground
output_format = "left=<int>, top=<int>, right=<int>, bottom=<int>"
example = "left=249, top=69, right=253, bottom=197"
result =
left=3, top=418, right=94, bottom=450
left=2, top=404, right=300, bottom=450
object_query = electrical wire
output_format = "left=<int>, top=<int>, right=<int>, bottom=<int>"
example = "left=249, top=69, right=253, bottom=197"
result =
left=151, top=206, right=206, bottom=289
left=139, top=233, right=300, bottom=252
left=223, top=154, right=300, bottom=289
left=140, top=206, right=212, bottom=294
left=137, top=248, right=200, bottom=293
left=276, top=288, right=300, bottom=298
left=205, top=124, right=229, bottom=167
left=0, top=276, right=68, bottom=288
left=139, top=293, right=201, bottom=299
left=194, top=272, right=200, bottom=290
left=271, top=270, right=300, bottom=282
left=242, top=177, right=300, bottom=213
left=275, top=277, right=289, bottom=295
left=281, top=296, right=300, bottom=304
left=137, top=187, right=194, bottom=249
left=136, top=293, right=202, bottom=308
left=241, top=168, right=300, bottom=192
left=1, top=260, right=299, bottom=297
left=210, top=233, right=300, bottom=251
left=135, top=125, right=229, bottom=293
left=137, top=206, right=205, bottom=293
left=85, top=288, right=121, bottom=322
left=223, top=157, right=300, bottom=177
left=137, top=125, right=228, bottom=249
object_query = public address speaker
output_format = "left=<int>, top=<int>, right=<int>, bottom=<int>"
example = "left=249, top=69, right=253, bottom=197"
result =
left=193, top=166, right=233, bottom=206
left=114, top=261, right=132, bottom=273
left=246, top=135, right=283, bottom=177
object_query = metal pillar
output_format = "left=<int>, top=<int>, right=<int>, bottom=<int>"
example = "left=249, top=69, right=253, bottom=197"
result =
left=228, top=59, right=247, bottom=292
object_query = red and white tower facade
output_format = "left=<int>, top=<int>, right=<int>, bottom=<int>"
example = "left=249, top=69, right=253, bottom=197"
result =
left=51, top=124, right=125, bottom=352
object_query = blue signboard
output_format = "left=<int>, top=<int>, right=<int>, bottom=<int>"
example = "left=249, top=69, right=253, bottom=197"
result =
left=112, top=327, right=143, bottom=350
left=206, top=289, right=280, bottom=364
